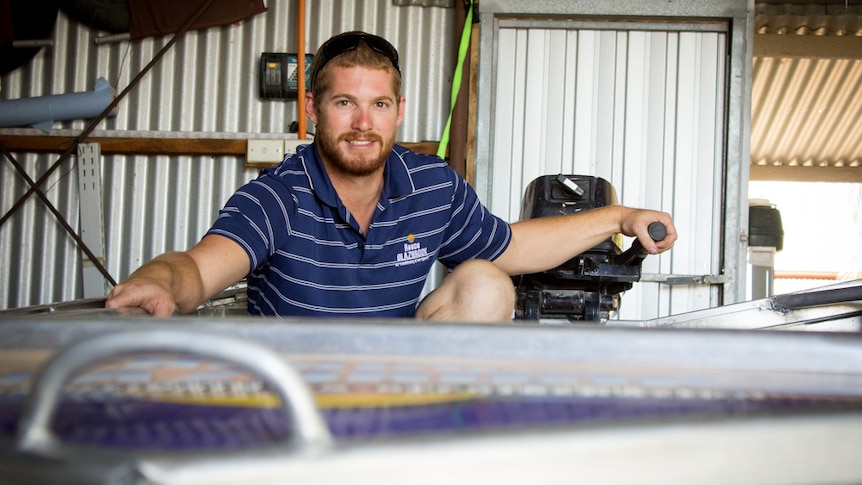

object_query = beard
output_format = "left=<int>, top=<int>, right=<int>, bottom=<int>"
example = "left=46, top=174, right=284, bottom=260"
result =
left=316, top=130, right=394, bottom=177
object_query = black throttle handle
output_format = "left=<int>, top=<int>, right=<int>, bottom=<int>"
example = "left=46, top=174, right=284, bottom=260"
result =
left=615, top=221, right=667, bottom=266
left=646, top=221, right=667, bottom=243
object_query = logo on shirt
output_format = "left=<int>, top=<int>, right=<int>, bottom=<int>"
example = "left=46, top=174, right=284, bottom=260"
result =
left=396, top=233, right=431, bottom=266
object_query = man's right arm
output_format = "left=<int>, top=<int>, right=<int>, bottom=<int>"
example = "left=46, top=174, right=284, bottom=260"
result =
left=105, top=234, right=250, bottom=316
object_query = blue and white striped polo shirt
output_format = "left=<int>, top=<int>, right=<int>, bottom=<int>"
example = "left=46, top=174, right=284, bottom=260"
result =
left=207, top=143, right=512, bottom=318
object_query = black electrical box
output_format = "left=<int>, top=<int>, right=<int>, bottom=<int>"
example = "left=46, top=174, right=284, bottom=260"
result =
left=259, top=53, right=313, bottom=99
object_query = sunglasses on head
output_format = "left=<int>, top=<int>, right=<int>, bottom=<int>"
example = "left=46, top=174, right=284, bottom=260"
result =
left=309, top=31, right=401, bottom=91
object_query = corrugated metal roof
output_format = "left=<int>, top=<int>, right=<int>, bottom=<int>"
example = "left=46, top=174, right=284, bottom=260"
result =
left=756, top=3, right=862, bottom=35
left=751, top=4, right=862, bottom=181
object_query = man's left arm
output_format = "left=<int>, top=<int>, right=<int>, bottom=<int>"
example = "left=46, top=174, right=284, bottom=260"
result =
left=492, top=205, right=677, bottom=276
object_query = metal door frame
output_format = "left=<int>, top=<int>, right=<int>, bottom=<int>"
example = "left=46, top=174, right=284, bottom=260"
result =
left=475, top=0, right=754, bottom=306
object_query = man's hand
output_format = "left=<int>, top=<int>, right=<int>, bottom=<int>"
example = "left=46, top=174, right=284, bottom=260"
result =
left=106, top=275, right=179, bottom=317
left=104, top=236, right=250, bottom=316
left=618, top=207, right=677, bottom=255
left=104, top=251, right=204, bottom=316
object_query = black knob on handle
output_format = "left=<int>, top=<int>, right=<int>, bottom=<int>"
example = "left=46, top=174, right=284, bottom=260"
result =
left=614, top=221, right=667, bottom=266
left=647, top=221, right=667, bottom=242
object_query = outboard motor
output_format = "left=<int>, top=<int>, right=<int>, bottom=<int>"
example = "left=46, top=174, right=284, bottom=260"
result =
left=514, top=175, right=665, bottom=323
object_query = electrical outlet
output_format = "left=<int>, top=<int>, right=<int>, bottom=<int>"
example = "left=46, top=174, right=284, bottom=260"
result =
left=247, top=139, right=284, bottom=163
left=284, top=139, right=309, bottom=155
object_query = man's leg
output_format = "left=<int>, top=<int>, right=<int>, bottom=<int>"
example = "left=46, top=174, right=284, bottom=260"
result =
left=416, top=259, right=516, bottom=322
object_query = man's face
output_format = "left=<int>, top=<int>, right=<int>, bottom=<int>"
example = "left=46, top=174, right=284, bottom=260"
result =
left=306, top=65, right=405, bottom=178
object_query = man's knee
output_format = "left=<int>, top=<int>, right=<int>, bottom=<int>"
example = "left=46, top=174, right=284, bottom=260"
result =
left=450, top=259, right=515, bottom=303
left=417, top=259, right=515, bottom=322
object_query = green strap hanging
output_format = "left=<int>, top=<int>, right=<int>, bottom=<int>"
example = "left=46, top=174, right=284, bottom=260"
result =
left=437, top=0, right=473, bottom=160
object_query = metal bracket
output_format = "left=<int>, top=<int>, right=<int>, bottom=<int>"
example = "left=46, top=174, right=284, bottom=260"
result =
left=76, top=143, right=107, bottom=297
left=640, top=273, right=733, bottom=286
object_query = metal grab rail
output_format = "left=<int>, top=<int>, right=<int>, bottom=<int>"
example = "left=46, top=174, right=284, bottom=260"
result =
left=771, top=281, right=862, bottom=312
left=15, top=329, right=333, bottom=453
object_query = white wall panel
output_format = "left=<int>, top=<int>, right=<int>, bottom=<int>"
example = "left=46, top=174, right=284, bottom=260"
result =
left=482, top=21, right=731, bottom=320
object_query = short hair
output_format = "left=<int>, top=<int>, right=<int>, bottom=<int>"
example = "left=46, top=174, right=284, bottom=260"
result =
left=310, top=40, right=402, bottom=99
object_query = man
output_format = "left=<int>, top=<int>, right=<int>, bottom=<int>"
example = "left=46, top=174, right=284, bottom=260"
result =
left=106, top=31, right=677, bottom=322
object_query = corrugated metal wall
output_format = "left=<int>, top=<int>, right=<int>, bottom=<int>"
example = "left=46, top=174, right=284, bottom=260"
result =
left=475, top=0, right=753, bottom=321
left=0, top=1, right=456, bottom=309
left=484, top=24, right=728, bottom=320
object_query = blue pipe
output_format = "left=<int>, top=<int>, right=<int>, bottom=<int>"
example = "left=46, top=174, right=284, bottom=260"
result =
left=0, top=77, right=117, bottom=132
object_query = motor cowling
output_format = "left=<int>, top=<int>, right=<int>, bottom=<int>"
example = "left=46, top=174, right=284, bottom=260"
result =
left=514, top=175, right=661, bottom=323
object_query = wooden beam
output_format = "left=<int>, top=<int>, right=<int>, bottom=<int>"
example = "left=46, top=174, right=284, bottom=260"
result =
left=247, top=141, right=442, bottom=168
left=0, top=135, right=439, bottom=161
left=466, top=22, right=480, bottom=187
left=755, top=33, right=862, bottom=60
left=0, top=135, right=244, bottom=156
left=750, top=164, right=862, bottom=183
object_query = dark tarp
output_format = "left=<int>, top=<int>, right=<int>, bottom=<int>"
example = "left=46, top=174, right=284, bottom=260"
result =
left=0, top=0, right=60, bottom=75
left=127, top=0, right=266, bottom=40
left=60, top=0, right=130, bottom=34
left=0, top=0, right=14, bottom=47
